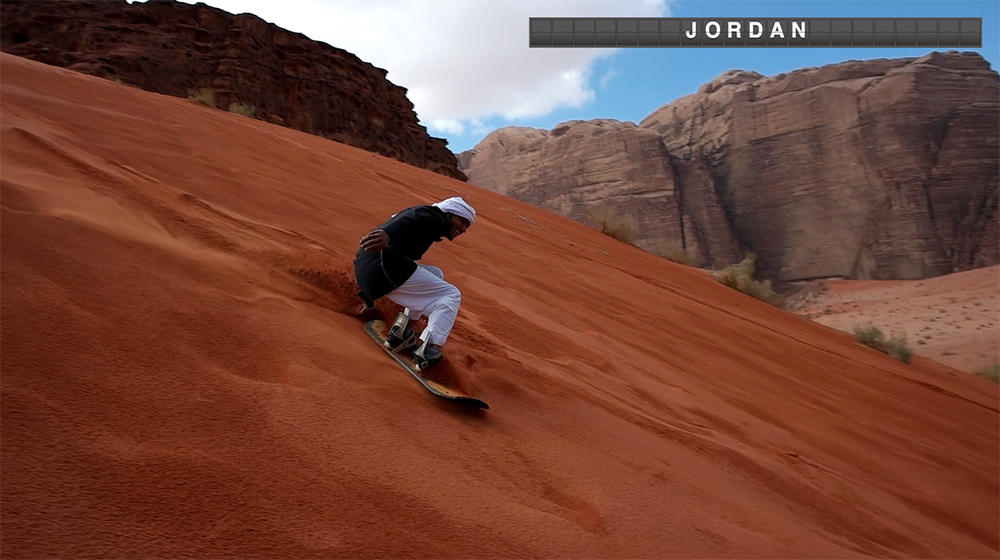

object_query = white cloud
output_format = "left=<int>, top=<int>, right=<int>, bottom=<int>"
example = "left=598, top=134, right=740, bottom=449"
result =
left=429, top=118, right=466, bottom=135
left=186, top=0, right=669, bottom=134
left=469, top=119, right=492, bottom=136
left=599, top=69, right=619, bottom=89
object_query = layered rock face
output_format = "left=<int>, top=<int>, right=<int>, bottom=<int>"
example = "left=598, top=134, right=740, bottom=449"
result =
left=460, top=122, right=709, bottom=259
left=462, top=52, right=999, bottom=281
left=458, top=121, right=741, bottom=267
left=0, top=0, right=466, bottom=181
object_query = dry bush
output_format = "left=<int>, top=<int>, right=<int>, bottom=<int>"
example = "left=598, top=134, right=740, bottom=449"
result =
left=973, top=364, right=999, bottom=384
left=584, top=204, right=638, bottom=244
left=853, top=324, right=885, bottom=347
left=228, top=101, right=256, bottom=117
left=663, top=243, right=700, bottom=267
left=711, top=252, right=783, bottom=308
left=188, top=87, right=216, bottom=108
left=853, top=323, right=913, bottom=364
left=887, top=335, right=913, bottom=363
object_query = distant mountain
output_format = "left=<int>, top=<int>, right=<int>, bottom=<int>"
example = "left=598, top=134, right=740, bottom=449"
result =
left=460, top=52, right=999, bottom=282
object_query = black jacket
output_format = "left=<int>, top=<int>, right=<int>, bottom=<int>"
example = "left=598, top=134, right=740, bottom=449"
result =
left=354, top=205, right=451, bottom=303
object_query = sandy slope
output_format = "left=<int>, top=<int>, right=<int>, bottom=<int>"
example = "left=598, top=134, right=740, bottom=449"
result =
left=1, top=53, right=997, bottom=558
left=795, top=267, right=999, bottom=374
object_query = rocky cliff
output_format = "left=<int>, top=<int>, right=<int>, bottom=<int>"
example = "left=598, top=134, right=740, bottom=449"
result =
left=0, top=0, right=466, bottom=181
left=460, top=121, right=742, bottom=268
left=461, top=52, right=999, bottom=281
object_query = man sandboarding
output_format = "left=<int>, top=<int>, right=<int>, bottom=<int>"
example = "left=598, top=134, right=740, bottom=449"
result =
left=354, top=196, right=475, bottom=372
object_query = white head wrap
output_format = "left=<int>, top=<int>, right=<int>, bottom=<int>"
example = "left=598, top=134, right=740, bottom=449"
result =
left=432, top=196, right=476, bottom=225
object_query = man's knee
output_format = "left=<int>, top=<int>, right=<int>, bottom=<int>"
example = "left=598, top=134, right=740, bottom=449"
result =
left=432, top=284, right=460, bottom=313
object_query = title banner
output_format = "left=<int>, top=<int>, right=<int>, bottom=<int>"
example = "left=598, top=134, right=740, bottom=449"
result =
left=529, top=18, right=982, bottom=47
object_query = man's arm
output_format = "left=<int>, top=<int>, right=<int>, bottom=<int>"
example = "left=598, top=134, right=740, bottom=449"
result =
left=359, top=211, right=419, bottom=252
left=359, top=228, right=389, bottom=252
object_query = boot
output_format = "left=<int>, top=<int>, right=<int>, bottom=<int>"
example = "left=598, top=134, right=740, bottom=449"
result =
left=384, top=312, right=415, bottom=352
left=386, top=328, right=417, bottom=353
left=357, top=292, right=377, bottom=319
left=413, top=339, right=443, bottom=371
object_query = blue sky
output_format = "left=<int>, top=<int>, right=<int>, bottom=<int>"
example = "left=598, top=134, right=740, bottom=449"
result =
left=512, top=1, right=1000, bottom=156
left=185, top=0, right=998, bottom=155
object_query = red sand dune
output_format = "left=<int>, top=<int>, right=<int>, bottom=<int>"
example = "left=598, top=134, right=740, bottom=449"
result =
left=2, top=53, right=998, bottom=558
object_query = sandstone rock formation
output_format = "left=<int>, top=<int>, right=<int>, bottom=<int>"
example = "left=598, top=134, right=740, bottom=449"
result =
left=0, top=0, right=466, bottom=181
left=461, top=52, right=999, bottom=281
left=458, top=121, right=718, bottom=260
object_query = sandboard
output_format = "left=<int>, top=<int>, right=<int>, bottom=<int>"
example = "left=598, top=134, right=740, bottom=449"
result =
left=365, top=319, right=489, bottom=409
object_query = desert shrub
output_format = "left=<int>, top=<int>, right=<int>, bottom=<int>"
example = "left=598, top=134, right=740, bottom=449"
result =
left=228, top=101, right=256, bottom=117
left=886, top=333, right=913, bottom=363
left=188, top=87, right=216, bottom=108
left=853, top=323, right=912, bottom=363
left=853, top=324, right=885, bottom=347
left=711, top=252, right=783, bottom=307
left=584, top=204, right=637, bottom=244
left=662, top=243, right=700, bottom=267
left=972, top=364, right=999, bottom=384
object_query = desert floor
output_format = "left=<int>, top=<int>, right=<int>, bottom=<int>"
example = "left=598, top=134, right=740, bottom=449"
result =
left=793, top=266, right=999, bottom=374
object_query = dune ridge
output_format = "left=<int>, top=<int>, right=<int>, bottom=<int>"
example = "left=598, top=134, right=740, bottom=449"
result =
left=2, top=53, right=997, bottom=558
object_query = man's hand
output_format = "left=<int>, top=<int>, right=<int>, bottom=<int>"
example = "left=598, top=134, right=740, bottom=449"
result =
left=359, top=228, right=389, bottom=252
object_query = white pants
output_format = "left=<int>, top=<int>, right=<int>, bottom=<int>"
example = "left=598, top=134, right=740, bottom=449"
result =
left=385, top=264, right=460, bottom=346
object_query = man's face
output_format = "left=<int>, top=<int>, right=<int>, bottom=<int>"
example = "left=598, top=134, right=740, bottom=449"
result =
left=447, top=213, right=471, bottom=240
